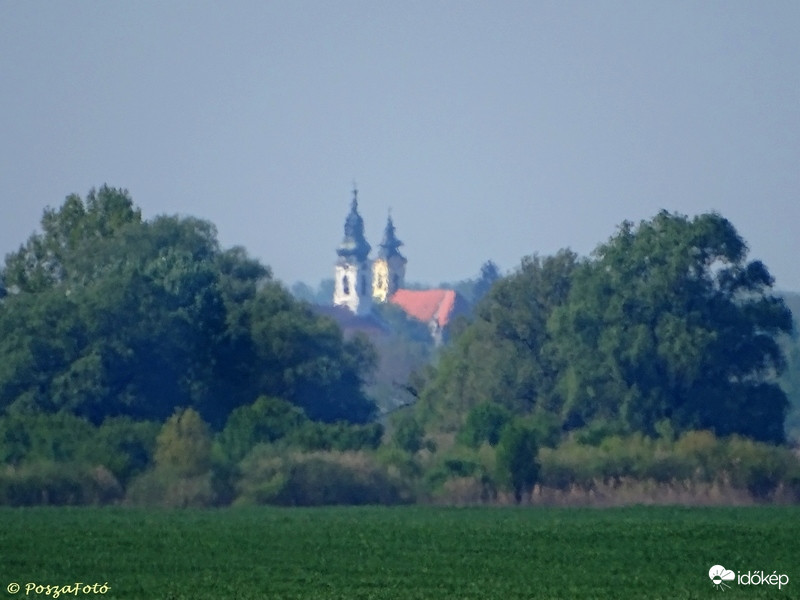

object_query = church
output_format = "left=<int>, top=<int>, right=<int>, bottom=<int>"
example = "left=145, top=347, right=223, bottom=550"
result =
left=331, top=188, right=468, bottom=344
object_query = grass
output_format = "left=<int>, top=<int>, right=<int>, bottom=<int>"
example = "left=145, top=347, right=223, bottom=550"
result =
left=0, top=506, right=797, bottom=599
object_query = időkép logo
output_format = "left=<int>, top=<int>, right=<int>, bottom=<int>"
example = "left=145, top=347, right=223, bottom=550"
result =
left=709, top=564, right=789, bottom=591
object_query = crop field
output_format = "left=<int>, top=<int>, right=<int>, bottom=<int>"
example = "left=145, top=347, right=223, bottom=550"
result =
left=0, top=506, right=797, bottom=599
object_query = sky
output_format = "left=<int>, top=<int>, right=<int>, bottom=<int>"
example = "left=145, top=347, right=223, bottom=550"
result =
left=1, top=1, right=799, bottom=292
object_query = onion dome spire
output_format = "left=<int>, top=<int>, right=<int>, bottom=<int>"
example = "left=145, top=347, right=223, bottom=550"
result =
left=378, top=209, right=404, bottom=260
left=336, top=186, right=371, bottom=262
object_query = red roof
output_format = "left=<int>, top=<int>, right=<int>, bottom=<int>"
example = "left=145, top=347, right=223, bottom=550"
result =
left=389, top=289, right=465, bottom=329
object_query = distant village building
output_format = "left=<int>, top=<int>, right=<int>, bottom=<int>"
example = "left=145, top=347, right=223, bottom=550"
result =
left=389, top=288, right=469, bottom=345
left=332, top=188, right=467, bottom=343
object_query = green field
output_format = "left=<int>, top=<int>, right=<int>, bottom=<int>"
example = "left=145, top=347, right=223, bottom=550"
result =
left=0, top=506, right=796, bottom=599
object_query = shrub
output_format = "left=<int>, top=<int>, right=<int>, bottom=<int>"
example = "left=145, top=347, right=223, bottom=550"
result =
left=391, top=413, right=426, bottom=454
left=291, top=421, right=384, bottom=452
left=0, top=412, right=158, bottom=486
left=434, top=475, right=497, bottom=505
left=0, top=462, right=122, bottom=506
left=217, top=396, right=307, bottom=463
left=235, top=449, right=412, bottom=506
left=721, top=436, right=798, bottom=499
left=125, top=470, right=216, bottom=508
left=673, top=430, right=722, bottom=481
left=538, top=430, right=800, bottom=503
left=124, top=408, right=217, bottom=508
left=423, top=446, right=488, bottom=493
left=495, top=422, right=539, bottom=503
left=93, top=417, right=159, bottom=485
left=458, top=402, right=512, bottom=448
left=154, top=408, right=212, bottom=477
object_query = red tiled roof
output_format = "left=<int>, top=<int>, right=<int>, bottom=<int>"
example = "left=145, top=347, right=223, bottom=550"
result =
left=389, top=289, right=465, bottom=329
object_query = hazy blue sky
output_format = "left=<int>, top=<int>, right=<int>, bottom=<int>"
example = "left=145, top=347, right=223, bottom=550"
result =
left=2, top=1, right=799, bottom=291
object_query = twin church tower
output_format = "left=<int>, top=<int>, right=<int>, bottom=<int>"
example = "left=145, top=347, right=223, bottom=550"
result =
left=333, top=188, right=406, bottom=315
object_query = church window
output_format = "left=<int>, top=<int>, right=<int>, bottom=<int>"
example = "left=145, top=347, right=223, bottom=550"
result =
left=342, top=275, right=350, bottom=295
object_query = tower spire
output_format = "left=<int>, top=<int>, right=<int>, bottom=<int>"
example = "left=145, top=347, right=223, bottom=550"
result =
left=372, top=208, right=407, bottom=303
left=337, top=187, right=371, bottom=262
left=333, top=187, right=372, bottom=315
left=378, top=209, right=404, bottom=260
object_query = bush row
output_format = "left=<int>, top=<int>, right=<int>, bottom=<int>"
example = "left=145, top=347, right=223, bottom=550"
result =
left=3, top=404, right=800, bottom=506
left=538, top=431, right=800, bottom=499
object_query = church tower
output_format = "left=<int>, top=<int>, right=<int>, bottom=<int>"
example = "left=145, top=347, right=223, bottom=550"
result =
left=372, top=212, right=406, bottom=303
left=333, top=188, right=373, bottom=315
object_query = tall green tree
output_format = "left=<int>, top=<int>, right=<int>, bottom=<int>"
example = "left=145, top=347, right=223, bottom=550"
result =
left=418, top=250, right=578, bottom=430
left=234, top=282, right=377, bottom=423
left=551, top=211, right=792, bottom=443
left=4, top=186, right=142, bottom=293
left=472, top=260, right=502, bottom=304
left=495, top=421, right=539, bottom=503
left=778, top=292, right=800, bottom=441
left=0, top=207, right=234, bottom=424
left=0, top=188, right=377, bottom=427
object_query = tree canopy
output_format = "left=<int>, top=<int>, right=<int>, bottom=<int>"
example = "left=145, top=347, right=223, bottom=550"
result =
left=551, top=211, right=792, bottom=442
left=1, top=193, right=798, bottom=507
left=0, top=187, right=376, bottom=428
left=418, top=249, right=578, bottom=430
left=420, top=211, right=792, bottom=444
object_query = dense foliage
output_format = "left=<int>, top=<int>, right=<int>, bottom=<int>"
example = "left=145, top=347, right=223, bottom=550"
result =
left=779, top=292, right=800, bottom=441
left=0, top=187, right=376, bottom=428
left=552, top=211, right=792, bottom=442
left=417, top=250, right=578, bottom=431
left=420, top=212, right=792, bottom=446
left=1, top=191, right=797, bottom=507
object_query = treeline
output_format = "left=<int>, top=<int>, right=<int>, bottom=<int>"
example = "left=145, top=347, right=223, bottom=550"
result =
left=1, top=189, right=799, bottom=506
left=0, top=399, right=391, bottom=506
left=0, top=187, right=391, bottom=505
left=418, top=212, right=792, bottom=443
left=391, top=210, right=800, bottom=504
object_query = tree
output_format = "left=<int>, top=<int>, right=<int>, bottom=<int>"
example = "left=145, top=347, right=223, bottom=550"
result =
left=4, top=186, right=142, bottom=293
left=0, top=188, right=378, bottom=428
left=154, top=408, right=212, bottom=477
left=551, top=211, right=793, bottom=443
left=779, top=292, right=800, bottom=441
left=127, top=407, right=216, bottom=507
left=217, top=396, right=308, bottom=462
left=418, top=250, right=578, bottom=430
left=472, top=260, right=501, bottom=304
left=392, top=413, right=425, bottom=454
left=495, top=422, right=539, bottom=503
left=244, top=285, right=377, bottom=423
left=290, top=281, right=316, bottom=304
left=289, top=279, right=335, bottom=305
left=459, top=402, right=512, bottom=447
left=436, top=260, right=501, bottom=308
left=0, top=209, right=235, bottom=424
